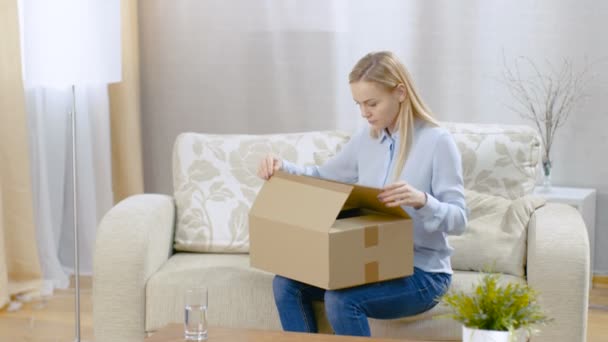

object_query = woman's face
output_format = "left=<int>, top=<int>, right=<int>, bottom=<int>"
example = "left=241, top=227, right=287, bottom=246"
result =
left=350, top=81, right=405, bottom=133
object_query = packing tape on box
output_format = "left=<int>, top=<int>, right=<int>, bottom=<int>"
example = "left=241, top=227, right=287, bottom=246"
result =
left=364, top=226, right=379, bottom=282
left=365, top=261, right=379, bottom=282
left=364, top=225, right=379, bottom=248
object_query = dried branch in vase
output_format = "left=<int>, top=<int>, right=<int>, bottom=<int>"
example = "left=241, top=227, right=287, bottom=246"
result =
left=501, top=56, right=595, bottom=180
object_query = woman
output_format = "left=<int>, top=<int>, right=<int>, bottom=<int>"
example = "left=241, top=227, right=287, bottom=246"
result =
left=257, top=51, right=467, bottom=337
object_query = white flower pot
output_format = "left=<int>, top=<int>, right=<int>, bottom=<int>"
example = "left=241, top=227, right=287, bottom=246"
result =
left=462, top=326, right=527, bottom=342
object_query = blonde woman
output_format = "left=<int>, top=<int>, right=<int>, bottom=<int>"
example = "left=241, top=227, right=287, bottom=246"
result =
left=257, top=51, right=467, bottom=336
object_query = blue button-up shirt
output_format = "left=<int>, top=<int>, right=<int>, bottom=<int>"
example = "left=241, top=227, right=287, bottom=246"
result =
left=282, top=118, right=468, bottom=274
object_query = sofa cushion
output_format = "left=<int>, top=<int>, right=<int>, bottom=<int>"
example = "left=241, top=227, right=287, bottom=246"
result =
left=172, top=131, right=349, bottom=253
left=444, top=122, right=541, bottom=199
left=145, top=253, right=525, bottom=339
left=145, top=253, right=280, bottom=332
left=449, top=190, right=546, bottom=276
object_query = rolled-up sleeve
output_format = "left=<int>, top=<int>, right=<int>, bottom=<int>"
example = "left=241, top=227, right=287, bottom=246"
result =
left=415, top=132, right=468, bottom=235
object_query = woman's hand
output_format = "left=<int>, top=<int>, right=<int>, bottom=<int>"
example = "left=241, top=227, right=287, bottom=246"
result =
left=378, top=181, right=427, bottom=209
left=257, top=154, right=283, bottom=180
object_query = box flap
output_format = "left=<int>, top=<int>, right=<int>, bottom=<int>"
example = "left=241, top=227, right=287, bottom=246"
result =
left=345, top=184, right=410, bottom=218
left=250, top=171, right=353, bottom=231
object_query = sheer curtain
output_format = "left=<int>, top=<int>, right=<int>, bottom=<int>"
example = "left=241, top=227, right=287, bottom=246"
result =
left=24, top=86, right=114, bottom=291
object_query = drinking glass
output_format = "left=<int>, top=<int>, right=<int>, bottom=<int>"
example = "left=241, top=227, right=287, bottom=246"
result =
left=184, top=287, right=208, bottom=341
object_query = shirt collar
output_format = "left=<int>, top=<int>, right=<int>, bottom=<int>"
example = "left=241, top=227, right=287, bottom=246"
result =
left=379, top=117, right=423, bottom=144
left=379, top=128, right=398, bottom=145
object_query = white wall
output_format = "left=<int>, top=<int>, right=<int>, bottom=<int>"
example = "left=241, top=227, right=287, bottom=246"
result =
left=138, top=0, right=608, bottom=273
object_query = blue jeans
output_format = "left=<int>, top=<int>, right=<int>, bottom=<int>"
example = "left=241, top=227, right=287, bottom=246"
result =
left=272, top=267, right=451, bottom=336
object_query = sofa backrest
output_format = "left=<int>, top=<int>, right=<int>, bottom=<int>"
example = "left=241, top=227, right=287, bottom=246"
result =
left=171, top=122, right=540, bottom=253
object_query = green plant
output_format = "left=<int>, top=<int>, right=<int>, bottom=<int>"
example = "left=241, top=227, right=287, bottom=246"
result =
left=440, top=272, right=551, bottom=333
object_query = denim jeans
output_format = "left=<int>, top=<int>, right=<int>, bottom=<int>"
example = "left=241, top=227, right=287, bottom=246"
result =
left=272, top=267, right=451, bottom=336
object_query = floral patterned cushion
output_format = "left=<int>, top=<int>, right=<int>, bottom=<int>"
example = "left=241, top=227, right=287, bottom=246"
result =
left=444, top=122, right=541, bottom=199
left=172, top=123, right=540, bottom=253
left=172, top=131, right=350, bottom=253
left=449, top=189, right=546, bottom=276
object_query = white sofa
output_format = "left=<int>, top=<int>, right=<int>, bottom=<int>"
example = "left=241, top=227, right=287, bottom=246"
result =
left=93, top=122, right=590, bottom=342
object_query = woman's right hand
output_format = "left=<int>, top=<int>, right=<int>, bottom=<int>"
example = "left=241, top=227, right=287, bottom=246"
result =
left=257, top=154, right=283, bottom=180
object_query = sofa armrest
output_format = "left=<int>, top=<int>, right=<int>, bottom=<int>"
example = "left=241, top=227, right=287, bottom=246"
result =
left=527, top=202, right=589, bottom=342
left=93, top=194, right=175, bottom=342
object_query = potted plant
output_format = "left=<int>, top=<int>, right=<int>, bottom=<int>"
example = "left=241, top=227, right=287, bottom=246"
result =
left=440, top=272, right=551, bottom=342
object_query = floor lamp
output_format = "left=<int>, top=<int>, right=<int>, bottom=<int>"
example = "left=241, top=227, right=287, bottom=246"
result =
left=20, top=1, right=121, bottom=341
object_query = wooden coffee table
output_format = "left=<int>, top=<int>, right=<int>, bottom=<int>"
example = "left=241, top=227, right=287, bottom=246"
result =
left=146, top=324, right=436, bottom=341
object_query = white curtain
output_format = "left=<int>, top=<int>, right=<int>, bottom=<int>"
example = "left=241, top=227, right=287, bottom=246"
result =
left=139, top=0, right=592, bottom=146
left=24, top=86, right=114, bottom=291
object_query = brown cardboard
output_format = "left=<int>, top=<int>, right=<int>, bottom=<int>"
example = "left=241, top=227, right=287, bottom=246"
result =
left=249, top=171, right=414, bottom=290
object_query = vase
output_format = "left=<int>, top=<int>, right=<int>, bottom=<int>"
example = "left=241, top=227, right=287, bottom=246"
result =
left=462, top=326, right=527, bottom=342
left=542, top=159, right=552, bottom=190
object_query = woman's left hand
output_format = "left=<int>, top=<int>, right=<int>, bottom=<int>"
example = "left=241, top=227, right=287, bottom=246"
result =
left=378, top=181, right=427, bottom=209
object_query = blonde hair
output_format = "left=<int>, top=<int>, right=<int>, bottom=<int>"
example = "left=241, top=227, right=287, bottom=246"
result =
left=349, top=51, right=439, bottom=181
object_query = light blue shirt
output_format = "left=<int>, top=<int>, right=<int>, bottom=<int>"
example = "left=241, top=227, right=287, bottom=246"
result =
left=281, top=118, right=468, bottom=274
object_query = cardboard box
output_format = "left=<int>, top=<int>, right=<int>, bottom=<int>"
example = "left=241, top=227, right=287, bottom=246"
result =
left=249, top=171, right=413, bottom=290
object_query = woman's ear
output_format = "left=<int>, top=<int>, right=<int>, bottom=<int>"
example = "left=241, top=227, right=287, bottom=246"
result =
left=395, top=84, right=407, bottom=103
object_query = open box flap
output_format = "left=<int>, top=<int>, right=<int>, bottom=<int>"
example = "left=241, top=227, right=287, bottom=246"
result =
left=250, top=171, right=353, bottom=231
left=344, top=184, right=410, bottom=218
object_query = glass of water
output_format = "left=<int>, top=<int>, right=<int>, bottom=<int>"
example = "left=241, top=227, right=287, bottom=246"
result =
left=184, top=287, right=208, bottom=341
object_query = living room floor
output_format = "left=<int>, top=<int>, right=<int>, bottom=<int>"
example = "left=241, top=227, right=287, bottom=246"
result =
left=0, top=277, right=607, bottom=341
